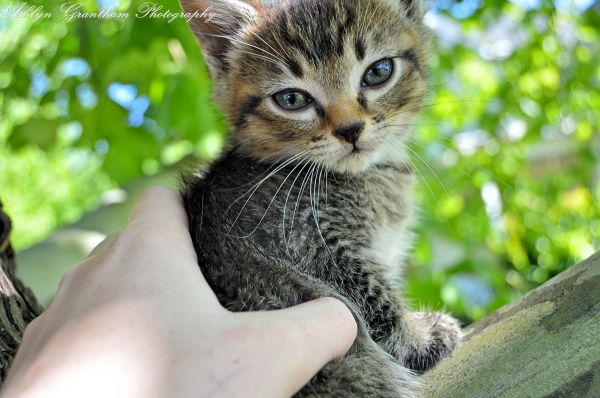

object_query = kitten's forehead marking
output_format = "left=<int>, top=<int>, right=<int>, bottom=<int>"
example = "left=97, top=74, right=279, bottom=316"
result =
left=257, top=0, right=405, bottom=83
left=355, top=37, right=367, bottom=61
left=275, top=1, right=359, bottom=67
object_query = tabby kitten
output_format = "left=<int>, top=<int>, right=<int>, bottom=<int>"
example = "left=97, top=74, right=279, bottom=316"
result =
left=180, top=0, right=461, bottom=396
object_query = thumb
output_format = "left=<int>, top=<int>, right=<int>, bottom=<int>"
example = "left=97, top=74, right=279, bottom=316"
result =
left=261, top=297, right=357, bottom=397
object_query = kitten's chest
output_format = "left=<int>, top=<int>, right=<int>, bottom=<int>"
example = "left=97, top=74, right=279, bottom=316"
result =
left=364, top=213, right=416, bottom=285
left=317, top=169, right=415, bottom=277
left=361, top=171, right=416, bottom=280
left=235, top=166, right=415, bottom=278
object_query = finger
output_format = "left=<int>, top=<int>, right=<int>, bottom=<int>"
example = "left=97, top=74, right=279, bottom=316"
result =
left=122, top=186, right=222, bottom=307
left=129, top=186, right=188, bottom=231
left=127, top=186, right=196, bottom=258
left=261, top=297, right=358, bottom=396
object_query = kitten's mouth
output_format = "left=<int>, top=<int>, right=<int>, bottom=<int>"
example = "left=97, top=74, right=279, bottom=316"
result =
left=344, top=148, right=362, bottom=159
left=330, top=142, right=381, bottom=174
left=347, top=143, right=370, bottom=157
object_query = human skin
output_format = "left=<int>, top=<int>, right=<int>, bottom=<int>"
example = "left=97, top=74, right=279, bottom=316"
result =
left=1, top=186, right=357, bottom=398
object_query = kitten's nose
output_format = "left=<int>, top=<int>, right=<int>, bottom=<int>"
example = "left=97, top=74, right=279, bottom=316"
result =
left=333, top=122, right=365, bottom=145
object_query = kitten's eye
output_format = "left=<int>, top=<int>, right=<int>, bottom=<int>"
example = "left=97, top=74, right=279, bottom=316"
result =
left=362, top=58, right=394, bottom=87
left=273, top=90, right=312, bottom=111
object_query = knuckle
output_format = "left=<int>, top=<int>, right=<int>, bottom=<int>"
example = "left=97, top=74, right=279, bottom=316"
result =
left=319, top=297, right=358, bottom=337
left=57, top=267, right=78, bottom=292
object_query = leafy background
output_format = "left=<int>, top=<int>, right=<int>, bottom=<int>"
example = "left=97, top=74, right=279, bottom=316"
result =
left=1, top=0, right=599, bottom=324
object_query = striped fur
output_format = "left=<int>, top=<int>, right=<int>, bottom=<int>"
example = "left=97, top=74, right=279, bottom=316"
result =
left=180, top=0, right=461, bottom=396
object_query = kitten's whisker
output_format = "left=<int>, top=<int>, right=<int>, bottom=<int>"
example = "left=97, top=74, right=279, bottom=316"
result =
left=309, top=165, right=316, bottom=227
left=246, top=30, right=283, bottom=60
left=405, top=137, right=483, bottom=188
left=424, top=75, right=462, bottom=92
left=246, top=28, right=294, bottom=66
left=238, top=154, right=311, bottom=239
left=228, top=150, right=309, bottom=233
left=314, top=164, right=323, bottom=225
left=325, top=168, right=329, bottom=208
left=378, top=132, right=448, bottom=194
left=381, top=121, right=444, bottom=129
left=226, top=151, right=305, bottom=212
left=365, top=0, right=383, bottom=39
left=310, top=163, right=334, bottom=261
left=380, top=123, right=514, bottom=192
left=191, top=29, right=284, bottom=68
left=406, top=137, right=515, bottom=190
left=191, top=29, right=279, bottom=61
left=356, top=0, right=365, bottom=36
left=404, top=144, right=448, bottom=195
left=220, top=153, right=284, bottom=194
left=412, top=134, right=494, bottom=150
left=233, top=49, right=286, bottom=69
left=289, top=161, right=318, bottom=246
left=385, top=98, right=501, bottom=120
left=282, top=157, right=312, bottom=254
left=384, top=143, right=436, bottom=202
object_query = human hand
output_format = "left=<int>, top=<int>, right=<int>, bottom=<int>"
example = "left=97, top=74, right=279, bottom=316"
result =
left=2, top=186, right=357, bottom=398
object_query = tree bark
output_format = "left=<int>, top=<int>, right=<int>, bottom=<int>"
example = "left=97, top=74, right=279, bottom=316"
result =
left=0, top=200, right=43, bottom=383
left=425, top=252, right=600, bottom=398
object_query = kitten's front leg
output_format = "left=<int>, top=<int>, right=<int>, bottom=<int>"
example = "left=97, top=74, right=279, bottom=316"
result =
left=351, top=267, right=462, bottom=372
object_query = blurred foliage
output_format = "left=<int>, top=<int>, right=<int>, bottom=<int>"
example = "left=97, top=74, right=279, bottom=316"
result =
left=0, top=0, right=599, bottom=324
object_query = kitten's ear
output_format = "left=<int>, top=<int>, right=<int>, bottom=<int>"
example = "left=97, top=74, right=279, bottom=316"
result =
left=398, top=0, right=425, bottom=21
left=180, top=0, right=258, bottom=77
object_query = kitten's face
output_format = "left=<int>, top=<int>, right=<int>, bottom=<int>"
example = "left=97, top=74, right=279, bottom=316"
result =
left=183, top=0, right=429, bottom=174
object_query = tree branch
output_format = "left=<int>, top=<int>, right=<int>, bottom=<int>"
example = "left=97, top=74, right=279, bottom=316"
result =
left=0, top=200, right=43, bottom=383
left=425, top=252, right=600, bottom=397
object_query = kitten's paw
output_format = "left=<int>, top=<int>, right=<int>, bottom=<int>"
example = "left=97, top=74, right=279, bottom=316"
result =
left=419, top=311, right=462, bottom=354
left=404, top=311, right=462, bottom=373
